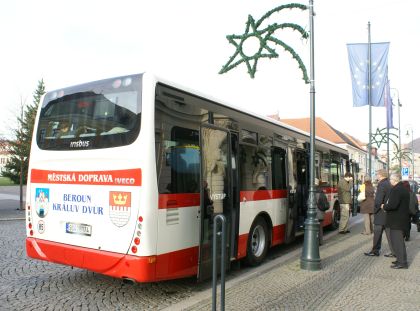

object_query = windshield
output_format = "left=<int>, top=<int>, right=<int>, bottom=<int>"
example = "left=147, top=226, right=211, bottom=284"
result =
left=36, top=74, right=142, bottom=150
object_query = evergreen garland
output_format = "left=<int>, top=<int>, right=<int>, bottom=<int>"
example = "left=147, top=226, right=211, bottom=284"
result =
left=219, top=3, right=309, bottom=83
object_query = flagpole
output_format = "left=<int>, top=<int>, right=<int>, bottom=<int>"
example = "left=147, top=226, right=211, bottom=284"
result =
left=387, top=126, right=390, bottom=174
left=386, top=80, right=390, bottom=175
left=368, top=22, right=372, bottom=177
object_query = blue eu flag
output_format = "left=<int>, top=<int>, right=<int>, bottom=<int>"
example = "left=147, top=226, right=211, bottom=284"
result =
left=384, top=79, right=394, bottom=129
left=347, top=42, right=390, bottom=107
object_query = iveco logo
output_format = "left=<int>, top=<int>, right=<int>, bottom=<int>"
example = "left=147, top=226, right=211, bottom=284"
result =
left=70, top=140, right=90, bottom=148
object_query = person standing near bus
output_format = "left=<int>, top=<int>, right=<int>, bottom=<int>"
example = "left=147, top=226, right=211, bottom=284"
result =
left=383, top=173, right=410, bottom=269
left=364, top=169, right=393, bottom=257
left=314, top=178, right=329, bottom=245
left=337, top=172, right=353, bottom=234
left=360, top=176, right=375, bottom=235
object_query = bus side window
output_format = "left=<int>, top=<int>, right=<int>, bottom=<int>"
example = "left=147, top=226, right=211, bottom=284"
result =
left=239, top=144, right=272, bottom=193
left=330, top=161, right=339, bottom=188
left=272, top=147, right=287, bottom=190
left=156, top=126, right=200, bottom=194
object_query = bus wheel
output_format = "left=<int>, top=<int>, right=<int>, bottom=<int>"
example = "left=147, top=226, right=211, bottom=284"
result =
left=245, top=217, right=269, bottom=266
left=330, top=204, right=340, bottom=230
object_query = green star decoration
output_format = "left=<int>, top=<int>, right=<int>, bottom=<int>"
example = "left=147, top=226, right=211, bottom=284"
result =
left=220, top=3, right=309, bottom=83
left=370, top=127, right=398, bottom=149
left=221, top=15, right=279, bottom=79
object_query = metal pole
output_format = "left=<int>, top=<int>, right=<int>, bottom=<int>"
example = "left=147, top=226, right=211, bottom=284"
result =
left=411, top=128, right=415, bottom=179
left=391, top=88, right=402, bottom=172
left=387, top=126, right=390, bottom=175
left=301, top=0, right=321, bottom=271
left=398, top=97, right=402, bottom=171
left=19, top=104, right=24, bottom=210
left=367, top=22, right=372, bottom=178
left=212, top=214, right=226, bottom=311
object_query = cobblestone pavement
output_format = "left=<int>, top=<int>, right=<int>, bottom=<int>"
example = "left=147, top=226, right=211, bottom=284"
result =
left=0, top=208, right=329, bottom=310
left=2, top=186, right=418, bottom=311
left=181, top=223, right=420, bottom=311
left=0, top=220, right=210, bottom=311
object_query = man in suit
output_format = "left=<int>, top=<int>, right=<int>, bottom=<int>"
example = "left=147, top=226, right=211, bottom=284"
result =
left=364, top=169, right=394, bottom=257
left=383, top=173, right=410, bottom=269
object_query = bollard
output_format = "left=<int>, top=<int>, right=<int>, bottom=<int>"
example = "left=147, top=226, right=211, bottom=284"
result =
left=212, top=214, right=226, bottom=311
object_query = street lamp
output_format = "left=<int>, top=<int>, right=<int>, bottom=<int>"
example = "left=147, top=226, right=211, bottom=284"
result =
left=406, top=126, right=414, bottom=179
left=300, top=0, right=321, bottom=271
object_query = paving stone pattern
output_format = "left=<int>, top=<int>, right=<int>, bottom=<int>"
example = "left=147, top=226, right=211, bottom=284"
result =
left=1, top=211, right=419, bottom=310
left=0, top=220, right=207, bottom=311
left=187, top=226, right=420, bottom=311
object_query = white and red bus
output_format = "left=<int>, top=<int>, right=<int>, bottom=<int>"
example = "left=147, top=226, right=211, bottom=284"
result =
left=26, top=73, right=354, bottom=282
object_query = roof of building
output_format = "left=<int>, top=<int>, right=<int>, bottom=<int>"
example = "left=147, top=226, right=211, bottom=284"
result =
left=280, top=117, right=366, bottom=151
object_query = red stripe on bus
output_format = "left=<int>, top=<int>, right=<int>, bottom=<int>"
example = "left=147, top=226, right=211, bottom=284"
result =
left=26, top=238, right=198, bottom=282
left=30, top=168, right=142, bottom=186
left=155, top=246, right=198, bottom=280
left=271, top=224, right=286, bottom=246
left=322, top=210, right=333, bottom=226
left=240, top=189, right=288, bottom=202
left=236, top=233, right=249, bottom=259
left=158, top=193, right=200, bottom=209
left=158, top=190, right=288, bottom=209
left=236, top=223, right=286, bottom=259
left=323, top=187, right=337, bottom=194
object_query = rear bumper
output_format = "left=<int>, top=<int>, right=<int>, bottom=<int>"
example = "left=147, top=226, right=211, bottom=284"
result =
left=26, top=237, right=156, bottom=282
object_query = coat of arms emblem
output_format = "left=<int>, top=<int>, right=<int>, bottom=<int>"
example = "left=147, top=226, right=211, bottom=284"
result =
left=109, top=191, right=131, bottom=227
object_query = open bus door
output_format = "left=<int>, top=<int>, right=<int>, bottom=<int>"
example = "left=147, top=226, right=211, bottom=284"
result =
left=198, top=125, right=236, bottom=281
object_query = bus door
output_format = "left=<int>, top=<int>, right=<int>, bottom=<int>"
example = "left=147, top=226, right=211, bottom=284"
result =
left=295, top=149, right=309, bottom=232
left=198, top=125, right=233, bottom=281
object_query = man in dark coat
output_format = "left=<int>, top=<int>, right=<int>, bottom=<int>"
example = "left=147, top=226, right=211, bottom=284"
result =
left=383, top=173, right=410, bottom=269
left=364, top=169, right=394, bottom=257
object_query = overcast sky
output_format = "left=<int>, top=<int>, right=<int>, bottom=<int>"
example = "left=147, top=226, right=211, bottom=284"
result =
left=1, top=0, right=419, bottom=146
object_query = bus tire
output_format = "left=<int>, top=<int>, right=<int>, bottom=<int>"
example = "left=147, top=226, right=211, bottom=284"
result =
left=330, top=204, right=340, bottom=230
left=245, top=216, right=269, bottom=266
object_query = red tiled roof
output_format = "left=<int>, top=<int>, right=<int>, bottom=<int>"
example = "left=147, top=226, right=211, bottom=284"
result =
left=281, top=117, right=345, bottom=143
left=280, top=117, right=366, bottom=150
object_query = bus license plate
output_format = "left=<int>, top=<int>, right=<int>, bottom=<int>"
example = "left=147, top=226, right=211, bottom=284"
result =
left=66, top=222, right=92, bottom=236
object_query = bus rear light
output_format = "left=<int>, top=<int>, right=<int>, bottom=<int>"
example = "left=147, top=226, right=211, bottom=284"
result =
left=136, top=231, right=141, bottom=237
left=28, top=223, right=32, bottom=229
left=30, top=230, right=33, bottom=236
left=138, top=216, right=143, bottom=222
left=134, top=237, right=140, bottom=245
left=27, top=205, right=31, bottom=210
left=137, top=223, right=142, bottom=230
left=131, top=246, right=137, bottom=253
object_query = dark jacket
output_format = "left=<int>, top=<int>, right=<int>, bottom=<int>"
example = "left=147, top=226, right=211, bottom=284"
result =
left=384, top=181, right=410, bottom=230
left=374, top=177, right=392, bottom=225
left=360, top=183, right=375, bottom=214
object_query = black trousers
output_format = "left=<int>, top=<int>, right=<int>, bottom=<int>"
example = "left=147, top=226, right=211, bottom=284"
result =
left=372, top=224, right=394, bottom=254
left=389, top=229, right=407, bottom=266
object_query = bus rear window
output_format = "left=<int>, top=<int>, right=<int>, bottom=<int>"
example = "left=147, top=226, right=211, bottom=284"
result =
left=36, top=75, right=142, bottom=150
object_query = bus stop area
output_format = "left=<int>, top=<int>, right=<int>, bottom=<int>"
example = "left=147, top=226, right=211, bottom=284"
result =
left=171, top=218, right=420, bottom=311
